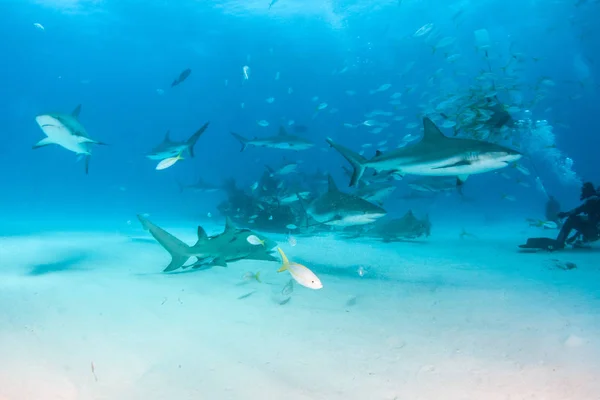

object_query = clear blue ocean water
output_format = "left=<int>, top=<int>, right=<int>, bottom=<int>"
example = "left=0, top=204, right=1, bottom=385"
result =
left=1, top=1, right=599, bottom=399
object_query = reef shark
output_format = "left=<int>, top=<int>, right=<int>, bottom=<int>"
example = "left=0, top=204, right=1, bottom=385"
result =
left=176, top=177, right=221, bottom=193
left=300, top=175, right=387, bottom=227
left=344, top=210, right=431, bottom=241
left=230, top=126, right=314, bottom=152
left=353, top=182, right=397, bottom=206
left=327, top=117, right=522, bottom=187
left=137, top=214, right=278, bottom=272
left=366, top=210, right=431, bottom=241
left=33, top=104, right=107, bottom=174
left=146, top=122, right=210, bottom=160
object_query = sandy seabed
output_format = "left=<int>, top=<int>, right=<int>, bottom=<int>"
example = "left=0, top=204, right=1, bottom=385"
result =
left=1, top=221, right=599, bottom=400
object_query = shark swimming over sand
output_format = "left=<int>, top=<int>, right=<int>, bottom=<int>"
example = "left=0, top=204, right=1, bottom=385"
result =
left=33, top=104, right=107, bottom=174
left=146, top=122, right=210, bottom=160
left=343, top=210, right=431, bottom=241
left=300, top=175, right=387, bottom=227
left=230, top=126, right=314, bottom=152
left=137, top=214, right=278, bottom=272
left=327, top=117, right=522, bottom=187
left=366, top=210, right=431, bottom=241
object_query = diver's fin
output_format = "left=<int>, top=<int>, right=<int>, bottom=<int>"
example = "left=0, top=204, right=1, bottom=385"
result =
left=518, top=237, right=559, bottom=251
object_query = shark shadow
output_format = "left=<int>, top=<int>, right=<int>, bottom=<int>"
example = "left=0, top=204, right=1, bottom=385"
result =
left=28, top=252, right=89, bottom=276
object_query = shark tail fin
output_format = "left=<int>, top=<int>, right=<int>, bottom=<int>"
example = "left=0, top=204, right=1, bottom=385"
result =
left=175, top=180, right=185, bottom=193
left=276, top=247, right=290, bottom=272
left=137, top=214, right=191, bottom=272
left=230, top=132, right=249, bottom=152
left=187, top=121, right=210, bottom=158
left=325, top=138, right=368, bottom=187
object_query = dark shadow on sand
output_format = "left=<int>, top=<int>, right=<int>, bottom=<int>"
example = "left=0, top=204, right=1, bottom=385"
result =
left=28, top=253, right=89, bottom=276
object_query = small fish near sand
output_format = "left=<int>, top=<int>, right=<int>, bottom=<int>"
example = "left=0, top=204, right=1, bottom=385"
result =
left=242, top=271, right=262, bottom=283
left=171, top=68, right=191, bottom=87
left=276, top=248, right=322, bottom=290
left=547, top=259, right=577, bottom=271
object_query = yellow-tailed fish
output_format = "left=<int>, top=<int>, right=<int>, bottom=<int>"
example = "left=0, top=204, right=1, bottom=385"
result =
left=242, top=271, right=262, bottom=283
left=156, top=153, right=183, bottom=170
left=276, top=248, right=322, bottom=290
left=247, top=235, right=265, bottom=246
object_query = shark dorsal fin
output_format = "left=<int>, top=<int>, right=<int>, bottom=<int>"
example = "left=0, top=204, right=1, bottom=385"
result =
left=327, top=174, right=338, bottom=192
left=164, top=130, right=171, bottom=142
left=405, top=210, right=415, bottom=218
left=375, top=150, right=383, bottom=157
left=72, top=104, right=82, bottom=118
left=278, top=126, right=287, bottom=136
left=197, top=226, right=208, bottom=241
left=422, top=117, right=449, bottom=142
left=224, top=217, right=236, bottom=232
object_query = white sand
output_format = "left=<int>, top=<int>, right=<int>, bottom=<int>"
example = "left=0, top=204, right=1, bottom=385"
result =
left=1, top=222, right=599, bottom=400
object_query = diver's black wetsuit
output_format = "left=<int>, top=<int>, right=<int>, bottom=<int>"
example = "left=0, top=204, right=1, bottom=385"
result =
left=555, top=195, right=600, bottom=248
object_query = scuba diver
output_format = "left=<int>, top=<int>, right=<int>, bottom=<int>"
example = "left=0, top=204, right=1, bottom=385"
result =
left=545, top=195, right=561, bottom=227
left=520, top=182, right=600, bottom=251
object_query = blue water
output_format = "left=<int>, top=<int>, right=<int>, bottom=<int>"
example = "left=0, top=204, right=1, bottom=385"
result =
left=2, top=0, right=598, bottom=221
left=1, top=1, right=600, bottom=398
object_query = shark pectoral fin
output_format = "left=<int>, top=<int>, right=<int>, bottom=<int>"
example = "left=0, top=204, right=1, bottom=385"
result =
left=247, top=251, right=279, bottom=262
left=32, top=138, right=55, bottom=149
left=457, top=175, right=470, bottom=185
left=77, top=137, right=108, bottom=146
left=211, top=257, right=228, bottom=267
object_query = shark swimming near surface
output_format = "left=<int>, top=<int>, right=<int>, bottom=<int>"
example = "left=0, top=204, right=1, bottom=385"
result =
left=326, top=117, right=522, bottom=187
left=146, top=122, right=210, bottom=161
left=230, top=126, right=314, bottom=152
left=33, top=104, right=107, bottom=174
left=137, top=214, right=278, bottom=272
